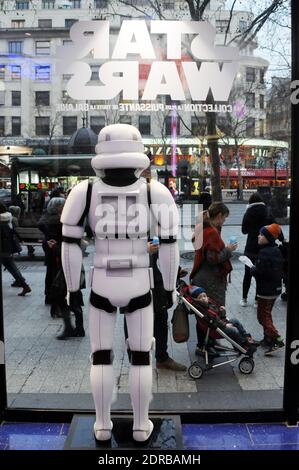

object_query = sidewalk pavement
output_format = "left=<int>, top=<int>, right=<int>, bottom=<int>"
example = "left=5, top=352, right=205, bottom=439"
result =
left=2, top=245, right=286, bottom=401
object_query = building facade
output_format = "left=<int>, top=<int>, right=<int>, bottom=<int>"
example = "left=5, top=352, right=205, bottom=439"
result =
left=0, top=0, right=288, bottom=188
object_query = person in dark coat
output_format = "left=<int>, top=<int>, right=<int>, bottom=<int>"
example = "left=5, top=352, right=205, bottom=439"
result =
left=124, top=241, right=187, bottom=371
left=0, top=202, right=31, bottom=296
left=240, top=192, right=273, bottom=307
left=38, top=197, right=85, bottom=339
left=198, top=188, right=212, bottom=210
left=149, top=243, right=186, bottom=371
left=251, top=223, right=284, bottom=355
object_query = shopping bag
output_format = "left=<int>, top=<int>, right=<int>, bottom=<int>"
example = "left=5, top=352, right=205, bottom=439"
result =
left=171, top=301, right=189, bottom=343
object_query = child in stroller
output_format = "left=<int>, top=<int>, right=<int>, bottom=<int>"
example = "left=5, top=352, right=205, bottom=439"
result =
left=189, top=286, right=258, bottom=356
left=177, top=283, right=258, bottom=379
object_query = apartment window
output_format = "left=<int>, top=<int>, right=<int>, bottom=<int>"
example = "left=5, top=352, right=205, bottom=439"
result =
left=0, top=91, right=5, bottom=106
left=246, top=117, right=255, bottom=137
left=216, top=20, right=229, bottom=34
left=90, top=65, right=99, bottom=81
left=94, top=0, right=108, bottom=7
left=11, top=65, right=21, bottom=80
left=260, top=94, right=265, bottom=110
left=65, top=19, right=77, bottom=28
left=119, top=115, right=132, bottom=125
left=138, top=116, right=151, bottom=135
left=42, top=0, right=55, bottom=7
left=165, top=115, right=180, bottom=136
left=164, top=2, right=174, bottom=9
left=12, top=116, right=21, bottom=136
left=11, top=20, right=25, bottom=28
left=246, top=67, right=255, bottom=82
left=8, top=41, right=23, bottom=55
left=191, top=116, right=206, bottom=135
left=16, top=1, right=29, bottom=9
left=35, top=116, right=50, bottom=136
left=38, top=19, right=52, bottom=28
left=259, top=119, right=265, bottom=138
left=11, top=91, right=21, bottom=106
left=35, top=41, right=51, bottom=56
left=239, top=20, right=247, bottom=32
left=260, top=69, right=265, bottom=84
left=71, top=0, right=81, bottom=7
left=245, top=92, right=255, bottom=108
left=0, top=65, right=5, bottom=80
left=35, top=91, right=50, bottom=106
left=63, top=116, right=77, bottom=135
left=35, top=65, right=50, bottom=81
left=90, top=116, right=105, bottom=134
left=0, top=117, right=4, bottom=136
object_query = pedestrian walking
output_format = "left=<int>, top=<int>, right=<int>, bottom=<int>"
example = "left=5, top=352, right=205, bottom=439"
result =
left=240, top=192, right=273, bottom=307
left=0, top=202, right=31, bottom=296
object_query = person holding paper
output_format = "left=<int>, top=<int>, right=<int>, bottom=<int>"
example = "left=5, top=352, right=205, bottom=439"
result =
left=240, top=193, right=273, bottom=307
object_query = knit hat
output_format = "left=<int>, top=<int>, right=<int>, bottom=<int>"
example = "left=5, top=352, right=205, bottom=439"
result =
left=260, top=223, right=281, bottom=243
left=189, top=286, right=206, bottom=298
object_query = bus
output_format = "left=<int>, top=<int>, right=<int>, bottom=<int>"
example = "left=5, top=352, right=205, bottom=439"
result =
left=10, top=155, right=94, bottom=226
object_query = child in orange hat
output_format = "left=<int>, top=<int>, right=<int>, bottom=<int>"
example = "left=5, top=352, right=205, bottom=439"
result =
left=251, top=223, right=285, bottom=355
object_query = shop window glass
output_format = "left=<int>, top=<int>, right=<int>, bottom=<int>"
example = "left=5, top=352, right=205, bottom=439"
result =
left=42, top=0, right=55, bottom=8
left=11, top=116, right=21, bottom=135
left=139, top=115, right=151, bottom=135
left=35, top=116, right=50, bottom=136
left=10, top=65, right=21, bottom=80
left=35, top=41, right=51, bottom=56
left=8, top=41, right=23, bottom=54
left=38, top=19, right=52, bottom=28
left=35, top=91, right=50, bottom=107
left=11, top=91, right=21, bottom=106
left=35, top=65, right=50, bottom=81
left=16, top=1, right=29, bottom=9
left=63, top=115, right=77, bottom=135
left=90, top=116, right=105, bottom=134
left=0, top=116, right=4, bottom=136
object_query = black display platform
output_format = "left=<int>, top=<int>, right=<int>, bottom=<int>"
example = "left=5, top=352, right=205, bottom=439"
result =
left=64, top=414, right=183, bottom=450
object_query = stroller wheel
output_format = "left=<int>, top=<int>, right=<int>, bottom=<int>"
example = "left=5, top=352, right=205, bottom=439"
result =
left=188, top=362, right=203, bottom=379
left=238, top=357, right=254, bottom=375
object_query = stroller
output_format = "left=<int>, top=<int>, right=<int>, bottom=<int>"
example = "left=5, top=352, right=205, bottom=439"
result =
left=177, top=283, right=256, bottom=379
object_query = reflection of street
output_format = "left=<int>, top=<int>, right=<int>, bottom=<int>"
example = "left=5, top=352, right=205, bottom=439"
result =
left=3, top=202, right=287, bottom=410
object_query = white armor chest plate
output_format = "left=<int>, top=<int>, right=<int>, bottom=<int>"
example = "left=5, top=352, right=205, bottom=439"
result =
left=94, top=179, right=149, bottom=239
left=89, top=179, right=151, bottom=270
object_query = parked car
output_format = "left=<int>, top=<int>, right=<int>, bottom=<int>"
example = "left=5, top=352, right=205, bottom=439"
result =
left=0, top=189, right=12, bottom=207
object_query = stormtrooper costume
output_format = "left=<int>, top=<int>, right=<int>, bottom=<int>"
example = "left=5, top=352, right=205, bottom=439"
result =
left=61, top=124, right=179, bottom=442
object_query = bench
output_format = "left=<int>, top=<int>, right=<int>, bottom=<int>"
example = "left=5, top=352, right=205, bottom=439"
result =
left=15, top=226, right=44, bottom=248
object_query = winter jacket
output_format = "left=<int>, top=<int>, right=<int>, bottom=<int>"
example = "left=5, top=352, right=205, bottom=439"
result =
left=241, top=202, right=273, bottom=258
left=38, top=212, right=63, bottom=257
left=0, top=212, right=14, bottom=257
left=251, top=243, right=283, bottom=297
left=190, top=221, right=232, bottom=305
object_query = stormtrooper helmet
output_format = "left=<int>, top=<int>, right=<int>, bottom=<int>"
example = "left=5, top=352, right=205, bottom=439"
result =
left=92, top=124, right=150, bottom=177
